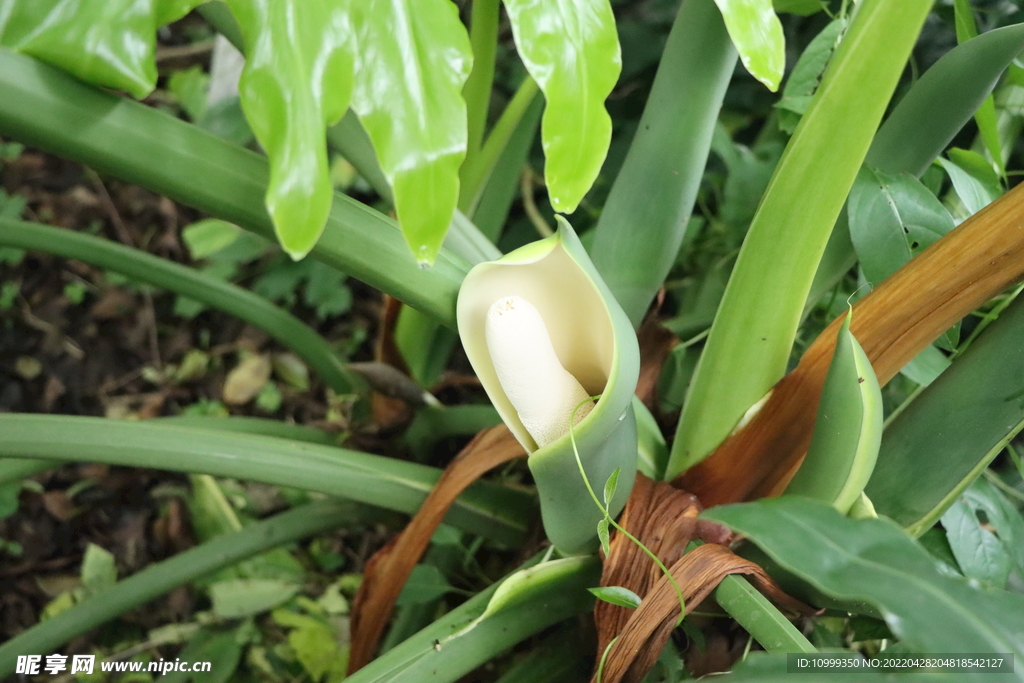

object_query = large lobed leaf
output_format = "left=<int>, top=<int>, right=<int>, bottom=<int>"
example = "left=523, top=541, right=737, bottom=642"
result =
left=706, top=498, right=1024, bottom=659
left=225, top=0, right=355, bottom=259
left=348, top=0, right=472, bottom=266
left=713, top=0, right=785, bottom=91
left=1, top=0, right=474, bottom=265
left=0, top=0, right=201, bottom=97
left=503, top=0, right=621, bottom=214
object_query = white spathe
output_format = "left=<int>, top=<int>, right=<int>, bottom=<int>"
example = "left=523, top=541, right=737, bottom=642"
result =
left=485, top=295, right=594, bottom=446
left=457, top=232, right=614, bottom=453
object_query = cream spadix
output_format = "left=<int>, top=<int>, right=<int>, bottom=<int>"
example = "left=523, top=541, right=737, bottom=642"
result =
left=457, top=217, right=640, bottom=555
left=486, top=295, right=594, bottom=447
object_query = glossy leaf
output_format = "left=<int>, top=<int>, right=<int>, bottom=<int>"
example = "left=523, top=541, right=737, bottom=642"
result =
left=349, top=0, right=472, bottom=266
left=503, top=0, right=621, bottom=214
left=866, top=290, right=1024, bottom=537
left=785, top=311, right=882, bottom=514
left=588, top=586, right=642, bottom=610
left=713, top=0, right=785, bottom=91
left=225, top=0, right=354, bottom=259
left=0, top=50, right=468, bottom=326
left=1, top=0, right=200, bottom=98
left=706, top=497, right=1024, bottom=658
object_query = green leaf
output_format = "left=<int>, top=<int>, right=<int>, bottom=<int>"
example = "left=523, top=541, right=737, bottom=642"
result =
left=0, top=481, right=19, bottom=519
left=917, top=527, right=963, bottom=578
left=346, top=554, right=599, bottom=683
left=603, top=468, right=620, bottom=507
left=866, top=294, right=1024, bottom=536
left=589, top=0, right=736, bottom=326
left=668, top=0, right=934, bottom=477
left=303, top=260, right=352, bottom=319
left=772, top=0, right=824, bottom=16
left=785, top=310, right=882, bottom=514
left=941, top=494, right=1012, bottom=589
left=775, top=18, right=846, bottom=134
left=349, top=0, right=472, bottom=266
left=396, top=564, right=456, bottom=606
left=182, top=219, right=241, bottom=260
left=705, top=497, right=1024, bottom=658
left=588, top=586, right=642, bottom=609
left=942, top=476, right=1024, bottom=588
left=225, top=0, right=355, bottom=260
left=0, top=50, right=469, bottom=327
left=503, top=0, right=621, bottom=214
left=80, top=544, right=117, bottom=595
left=3, top=0, right=201, bottom=99
left=848, top=166, right=957, bottom=364
left=712, top=0, right=785, bottom=91
left=868, top=24, right=1024, bottom=178
left=938, top=150, right=1001, bottom=216
left=159, top=627, right=243, bottom=683
left=952, top=0, right=1005, bottom=178
left=167, top=64, right=209, bottom=121
left=209, top=578, right=300, bottom=618
left=848, top=166, right=955, bottom=289
left=597, top=517, right=610, bottom=557
left=273, top=608, right=348, bottom=683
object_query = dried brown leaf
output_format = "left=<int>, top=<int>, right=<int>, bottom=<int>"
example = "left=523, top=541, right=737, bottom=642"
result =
left=595, top=544, right=809, bottom=683
left=347, top=425, right=526, bottom=673
left=678, top=180, right=1024, bottom=505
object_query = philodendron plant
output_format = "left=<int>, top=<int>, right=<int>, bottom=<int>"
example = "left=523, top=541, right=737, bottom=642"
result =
left=458, top=216, right=639, bottom=555
left=1, top=0, right=1024, bottom=681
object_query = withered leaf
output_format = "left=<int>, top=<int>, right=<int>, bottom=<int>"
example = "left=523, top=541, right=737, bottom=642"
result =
left=678, top=181, right=1024, bottom=506
left=347, top=425, right=526, bottom=673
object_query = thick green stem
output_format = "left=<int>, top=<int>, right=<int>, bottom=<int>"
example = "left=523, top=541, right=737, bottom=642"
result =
left=668, top=0, right=934, bottom=478
left=0, top=414, right=532, bottom=546
left=0, top=218, right=354, bottom=394
left=590, top=0, right=736, bottom=327
left=0, top=500, right=379, bottom=678
left=463, top=0, right=500, bottom=161
left=0, top=48, right=466, bottom=327
left=715, top=575, right=816, bottom=653
left=460, top=77, right=540, bottom=216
